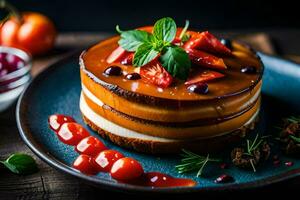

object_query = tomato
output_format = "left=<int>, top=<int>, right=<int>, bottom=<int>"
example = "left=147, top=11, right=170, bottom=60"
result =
left=75, top=136, right=107, bottom=157
left=0, top=12, right=56, bottom=55
left=110, top=157, right=144, bottom=181
left=57, top=123, right=89, bottom=145
left=48, top=114, right=76, bottom=132
left=185, top=70, right=224, bottom=85
left=184, top=31, right=231, bottom=56
left=94, top=150, right=124, bottom=172
left=185, top=48, right=227, bottom=70
left=73, top=154, right=98, bottom=175
left=140, top=60, right=173, bottom=88
left=120, top=52, right=134, bottom=65
left=106, top=46, right=128, bottom=64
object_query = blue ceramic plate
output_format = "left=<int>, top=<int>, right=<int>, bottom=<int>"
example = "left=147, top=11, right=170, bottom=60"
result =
left=16, top=52, right=300, bottom=193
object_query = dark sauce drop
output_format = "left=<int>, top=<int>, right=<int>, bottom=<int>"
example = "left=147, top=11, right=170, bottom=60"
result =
left=220, top=39, right=232, bottom=50
left=125, top=73, right=141, bottom=80
left=104, top=66, right=122, bottom=76
left=241, top=66, right=257, bottom=74
left=187, top=83, right=209, bottom=94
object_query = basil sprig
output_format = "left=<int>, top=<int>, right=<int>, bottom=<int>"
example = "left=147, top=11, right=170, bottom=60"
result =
left=1, top=153, right=38, bottom=175
left=116, top=17, right=191, bottom=80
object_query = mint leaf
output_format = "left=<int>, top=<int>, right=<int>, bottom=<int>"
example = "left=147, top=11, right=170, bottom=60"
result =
left=153, top=17, right=177, bottom=43
left=290, top=135, right=300, bottom=143
left=133, top=43, right=158, bottom=67
left=118, top=30, right=151, bottom=52
left=1, top=153, right=38, bottom=175
left=160, top=46, right=191, bottom=80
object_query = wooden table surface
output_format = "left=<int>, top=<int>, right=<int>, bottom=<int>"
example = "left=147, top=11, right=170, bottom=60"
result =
left=1, top=30, right=300, bottom=199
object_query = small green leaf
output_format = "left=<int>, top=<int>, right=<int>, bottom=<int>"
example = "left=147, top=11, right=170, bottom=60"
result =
left=290, top=135, right=300, bottom=143
left=160, top=46, right=191, bottom=80
left=133, top=43, right=158, bottom=67
left=118, top=30, right=152, bottom=52
left=2, top=153, right=38, bottom=175
left=153, top=17, right=177, bottom=43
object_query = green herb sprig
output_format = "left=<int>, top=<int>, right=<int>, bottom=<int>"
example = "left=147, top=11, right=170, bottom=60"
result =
left=286, top=116, right=300, bottom=124
left=243, top=134, right=265, bottom=172
left=0, top=153, right=38, bottom=175
left=276, top=116, right=300, bottom=143
left=116, top=17, right=191, bottom=80
left=175, top=149, right=221, bottom=177
left=243, top=134, right=264, bottom=157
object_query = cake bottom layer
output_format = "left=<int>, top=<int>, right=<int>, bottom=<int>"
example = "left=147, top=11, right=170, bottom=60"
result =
left=80, top=94, right=259, bottom=153
left=82, top=90, right=261, bottom=139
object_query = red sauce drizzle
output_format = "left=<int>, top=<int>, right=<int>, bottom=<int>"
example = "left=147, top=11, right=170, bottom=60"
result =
left=48, top=114, right=196, bottom=188
left=48, top=114, right=75, bottom=131
left=124, top=172, right=196, bottom=187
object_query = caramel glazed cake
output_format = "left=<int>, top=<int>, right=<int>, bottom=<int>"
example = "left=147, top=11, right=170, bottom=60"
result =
left=79, top=25, right=264, bottom=154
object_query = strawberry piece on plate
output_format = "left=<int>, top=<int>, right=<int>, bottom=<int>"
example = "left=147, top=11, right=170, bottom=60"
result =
left=186, top=48, right=227, bottom=70
left=106, top=46, right=127, bottom=64
left=140, top=60, right=173, bottom=88
left=185, top=70, right=224, bottom=85
left=184, top=31, right=231, bottom=55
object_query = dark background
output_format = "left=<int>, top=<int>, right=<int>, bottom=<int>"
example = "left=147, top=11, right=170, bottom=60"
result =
left=7, top=0, right=300, bottom=32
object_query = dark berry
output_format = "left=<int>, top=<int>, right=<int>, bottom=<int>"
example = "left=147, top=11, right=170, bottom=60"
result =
left=241, top=66, right=257, bottom=74
left=220, top=39, right=232, bottom=50
left=187, top=83, right=208, bottom=94
left=214, top=174, right=235, bottom=184
left=285, top=161, right=293, bottom=167
left=103, top=66, right=122, bottom=76
left=125, top=73, right=141, bottom=80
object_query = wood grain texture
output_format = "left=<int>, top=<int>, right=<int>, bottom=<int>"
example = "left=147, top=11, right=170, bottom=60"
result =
left=0, top=31, right=300, bottom=199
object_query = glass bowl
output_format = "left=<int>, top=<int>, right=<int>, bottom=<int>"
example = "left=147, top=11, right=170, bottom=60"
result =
left=0, top=47, right=32, bottom=112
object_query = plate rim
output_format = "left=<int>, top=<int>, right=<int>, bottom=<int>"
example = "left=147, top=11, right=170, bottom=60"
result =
left=16, top=52, right=300, bottom=193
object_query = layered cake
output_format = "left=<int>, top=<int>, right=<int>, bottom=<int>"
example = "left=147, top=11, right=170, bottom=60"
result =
left=79, top=18, right=263, bottom=153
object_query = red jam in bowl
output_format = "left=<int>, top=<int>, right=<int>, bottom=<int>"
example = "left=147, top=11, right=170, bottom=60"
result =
left=0, top=46, right=31, bottom=112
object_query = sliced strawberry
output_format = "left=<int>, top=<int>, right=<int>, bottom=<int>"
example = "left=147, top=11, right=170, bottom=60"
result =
left=106, top=46, right=127, bottom=64
left=186, top=48, right=227, bottom=70
left=120, top=53, right=134, bottom=65
left=185, top=70, right=224, bottom=85
left=184, top=31, right=231, bottom=55
left=140, top=60, right=173, bottom=88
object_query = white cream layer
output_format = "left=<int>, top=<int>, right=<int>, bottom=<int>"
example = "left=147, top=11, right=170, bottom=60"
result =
left=80, top=93, right=259, bottom=143
left=81, top=83, right=261, bottom=120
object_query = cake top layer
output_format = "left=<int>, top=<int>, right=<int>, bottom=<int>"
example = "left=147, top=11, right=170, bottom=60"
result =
left=81, top=18, right=263, bottom=101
